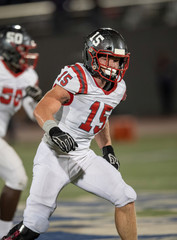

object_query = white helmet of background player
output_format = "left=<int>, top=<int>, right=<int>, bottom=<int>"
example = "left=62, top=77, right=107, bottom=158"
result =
left=0, top=24, right=39, bottom=71
left=83, top=28, right=130, bottom=82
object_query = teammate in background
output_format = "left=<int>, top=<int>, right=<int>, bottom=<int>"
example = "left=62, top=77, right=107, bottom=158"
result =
left=0, top=25, right=42, bottom=237
left=2, top=28, right=138, bottom=240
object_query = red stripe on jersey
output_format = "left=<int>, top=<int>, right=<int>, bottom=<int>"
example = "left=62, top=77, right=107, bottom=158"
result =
left=70, top=64, right=87, bottom=94
left=2, top=60, right=25, bottom=77
left=75, top=63, right=87, bottom=94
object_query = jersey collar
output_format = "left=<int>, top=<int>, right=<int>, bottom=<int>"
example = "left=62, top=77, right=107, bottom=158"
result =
left=1, top=60, right=25, bottom=77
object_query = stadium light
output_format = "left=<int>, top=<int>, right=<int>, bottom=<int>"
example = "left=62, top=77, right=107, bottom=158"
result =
left=0, top=1, right=56, bottom=19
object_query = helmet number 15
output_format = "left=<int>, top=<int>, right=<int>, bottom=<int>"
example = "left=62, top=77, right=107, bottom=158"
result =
left=89, top=32, right=105, bottom=47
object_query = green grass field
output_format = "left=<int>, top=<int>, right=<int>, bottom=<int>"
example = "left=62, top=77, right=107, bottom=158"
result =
left=0, top=132, right=177, bottom=203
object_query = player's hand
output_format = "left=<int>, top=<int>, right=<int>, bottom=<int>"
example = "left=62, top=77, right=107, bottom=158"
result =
left=49, top=127, right=78, bottom=153
left=25, top=85, right=42, bottom=102
left=102, top=145, right=120, bottom=170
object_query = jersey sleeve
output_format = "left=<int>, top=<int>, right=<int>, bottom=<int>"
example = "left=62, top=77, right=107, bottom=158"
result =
left=53, top=63, right=88, bottom=94
left=25, top=68, right=39, bottom=86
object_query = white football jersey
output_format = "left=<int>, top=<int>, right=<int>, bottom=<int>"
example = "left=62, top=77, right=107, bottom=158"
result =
left=45, top=62, right=126, bottom=152
left=0, top=59, right=38, bottom=137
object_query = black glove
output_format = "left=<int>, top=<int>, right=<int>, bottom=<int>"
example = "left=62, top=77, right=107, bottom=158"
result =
left=102, top=145, right=120, bottom=170
left=25, top=85, right=42, bottom=102
left=49, top=127, right=78, bottom=153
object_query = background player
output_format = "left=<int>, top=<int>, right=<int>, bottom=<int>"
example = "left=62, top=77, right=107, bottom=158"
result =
left=0, top=24, right=42, bottom=237
left=2, top=28, right=138, bottom=240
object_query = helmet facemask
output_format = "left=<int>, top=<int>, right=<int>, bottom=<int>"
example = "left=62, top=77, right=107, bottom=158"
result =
left=8, top=41, right=39, bottom=71
left=88, top=47, right=130, bottom=82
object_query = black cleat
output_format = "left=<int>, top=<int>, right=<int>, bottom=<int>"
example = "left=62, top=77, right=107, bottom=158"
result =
left=1, top=222, right=39, bottom=240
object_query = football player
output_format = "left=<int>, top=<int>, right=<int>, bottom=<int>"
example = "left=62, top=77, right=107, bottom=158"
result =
left=1, top=28, right=137, bottom=240
left=0, top=24, right=42, bottom=237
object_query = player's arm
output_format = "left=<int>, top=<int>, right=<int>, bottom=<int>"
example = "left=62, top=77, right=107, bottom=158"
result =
left=22, top=82, right=42, bottom=121
left=34, top=85, right=68, bottom=126
left=94, top=121, right=112, bottom=148
left=95, top=121, right=120, bottom=170
left=34, top=85, right=78, bottom=153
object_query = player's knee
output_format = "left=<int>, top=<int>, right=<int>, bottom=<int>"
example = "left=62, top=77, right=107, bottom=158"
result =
left=114, top=184, right=137, bottom=207
left=2, top=221, right=39, bottom=240
left=6, top=168, right=28, bottom=191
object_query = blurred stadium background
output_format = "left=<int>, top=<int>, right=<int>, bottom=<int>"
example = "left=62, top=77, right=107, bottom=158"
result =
left=0, top=0, right=177, bottom=116
left=0, top=0, right=177, bottom=239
